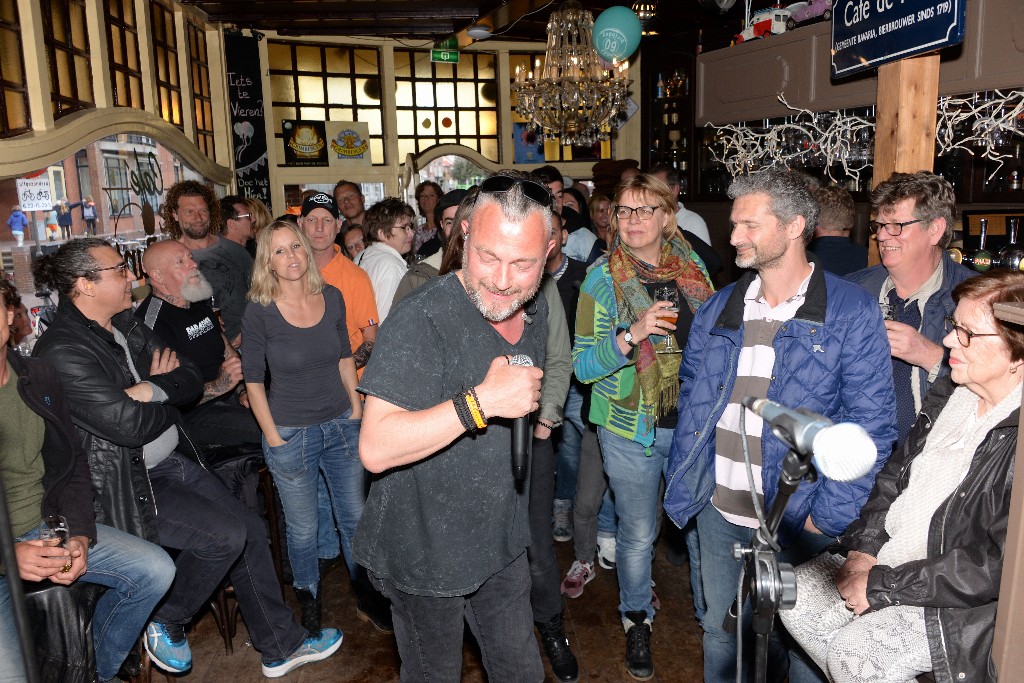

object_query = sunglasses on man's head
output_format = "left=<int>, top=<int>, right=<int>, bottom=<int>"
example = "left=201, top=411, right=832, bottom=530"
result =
left=478, top=175, right=552, bottom=208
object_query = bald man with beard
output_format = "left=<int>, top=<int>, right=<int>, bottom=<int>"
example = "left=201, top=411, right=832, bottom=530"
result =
left=135, top=240, right=260, bottom=448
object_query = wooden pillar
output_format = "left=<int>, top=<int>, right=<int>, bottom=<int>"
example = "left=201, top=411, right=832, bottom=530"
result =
left=867, top=54, right=941, bottom=266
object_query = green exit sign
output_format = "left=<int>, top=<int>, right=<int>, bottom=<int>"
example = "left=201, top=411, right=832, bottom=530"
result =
left=431, top=49, right=459, bottom=64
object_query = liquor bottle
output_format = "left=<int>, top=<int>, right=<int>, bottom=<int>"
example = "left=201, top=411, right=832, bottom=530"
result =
left=999, top=217, right=1024, bottom=271
left=973, top=218, right=994, bottom=272
left=655, top=73, right=665, bottom=99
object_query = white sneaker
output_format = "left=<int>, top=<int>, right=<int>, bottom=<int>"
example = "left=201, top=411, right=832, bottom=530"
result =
left=596, top=535, right=616, bottom=569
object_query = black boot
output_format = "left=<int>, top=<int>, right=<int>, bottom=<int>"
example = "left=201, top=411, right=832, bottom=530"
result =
left=624, top=610, right=653, bottom=681
left=293, top=586, right=321, bottom=635
left=353, top=572, right=394, bottom=633
left=536, top=613, right=579, bottom=682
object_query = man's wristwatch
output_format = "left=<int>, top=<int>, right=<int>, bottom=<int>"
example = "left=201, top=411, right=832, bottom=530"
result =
left=623, top=328, right=638, bottom=348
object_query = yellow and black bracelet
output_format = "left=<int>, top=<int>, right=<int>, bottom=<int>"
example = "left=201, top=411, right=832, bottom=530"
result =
left=464, top=388, right=488, bottom=430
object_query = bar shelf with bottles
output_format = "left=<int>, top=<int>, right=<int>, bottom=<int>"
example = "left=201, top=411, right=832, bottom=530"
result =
left=694, top=106, right=876, bottom=201
left=648, top=69, right=693, bottom=192
left=951, top=216, right=1024, bottom=273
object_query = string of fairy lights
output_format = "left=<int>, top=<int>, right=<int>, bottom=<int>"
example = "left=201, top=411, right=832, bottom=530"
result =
left=703, top=89, right=1024, bottom=185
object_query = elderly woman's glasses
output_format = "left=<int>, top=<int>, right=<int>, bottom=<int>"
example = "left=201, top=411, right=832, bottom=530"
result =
left=478, top=176, right=552, bottom=208
left=868, top=218, right=924, bottom=236
left=944, top=316, right=999, bottom=347
left=614, top=205, right=657, bottom=221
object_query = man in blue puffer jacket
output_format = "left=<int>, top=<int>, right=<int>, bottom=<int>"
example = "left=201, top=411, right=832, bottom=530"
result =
left=664, top=169, right=897, bottom=683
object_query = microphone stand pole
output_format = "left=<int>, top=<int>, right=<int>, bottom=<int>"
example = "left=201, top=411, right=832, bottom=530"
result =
left=723, top=445, right=818, bottom=683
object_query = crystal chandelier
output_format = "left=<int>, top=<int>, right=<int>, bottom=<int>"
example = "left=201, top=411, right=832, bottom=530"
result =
left=511, top=0, right=632, bottom=146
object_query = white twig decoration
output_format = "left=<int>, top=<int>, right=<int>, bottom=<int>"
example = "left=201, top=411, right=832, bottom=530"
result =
left=705, top=90, right=1024, bottom=185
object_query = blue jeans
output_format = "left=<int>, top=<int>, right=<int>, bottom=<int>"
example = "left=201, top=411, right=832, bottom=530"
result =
left=598, top=426, right=673, bottom=621
left=696, top=504, right=835, bottom=683
left=554, top=385, right=585, bottom=501
left=371, top=553, right=543, bottom=683
left=148, top=453, right=305, bottom=661
left=263, top=414, right=364, bottom=592
left=0, top=523, right=175, bottom=682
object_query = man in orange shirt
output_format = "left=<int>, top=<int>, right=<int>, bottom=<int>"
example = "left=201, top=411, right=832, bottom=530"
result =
left=299, top=193, right=379, bottom=371
left=297, top=192, right=392, bottom=633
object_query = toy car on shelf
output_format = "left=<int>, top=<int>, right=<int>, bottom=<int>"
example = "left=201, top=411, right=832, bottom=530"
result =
left=784, top=0, right=833, bottom=29
left=734, top=7, right=792, bottom=43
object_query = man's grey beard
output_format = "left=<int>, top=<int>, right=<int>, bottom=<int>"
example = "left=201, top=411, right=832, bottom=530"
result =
left=181, top=272, right=214, bottom=303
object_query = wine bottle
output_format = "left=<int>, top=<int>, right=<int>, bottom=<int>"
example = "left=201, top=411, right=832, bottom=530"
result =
left=655, top=73, right=665, bottom=99
left=999, top=217, right=1024, bottom=271
left=973, top=218, right=993, bottom=272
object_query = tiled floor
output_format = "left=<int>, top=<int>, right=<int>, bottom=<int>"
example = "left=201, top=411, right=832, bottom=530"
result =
left=176, top=533, right=705, bottom=682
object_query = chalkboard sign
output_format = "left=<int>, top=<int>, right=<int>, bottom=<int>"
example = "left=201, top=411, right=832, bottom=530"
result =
left=831, top=0, right=966, bottom=79
left=225, top=33, right=272, bottom=210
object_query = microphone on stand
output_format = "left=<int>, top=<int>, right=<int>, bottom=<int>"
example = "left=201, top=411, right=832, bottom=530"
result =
left=508, top=355, right=534, bottom=483
left=740, top=397, right=877, bottom=482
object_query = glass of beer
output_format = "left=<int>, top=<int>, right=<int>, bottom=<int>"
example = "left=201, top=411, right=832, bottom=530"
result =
left=654, top=285, right=681, bottom=354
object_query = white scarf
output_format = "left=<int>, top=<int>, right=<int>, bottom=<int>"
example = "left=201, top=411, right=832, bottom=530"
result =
left=876, top=381, right=1022, bottom=568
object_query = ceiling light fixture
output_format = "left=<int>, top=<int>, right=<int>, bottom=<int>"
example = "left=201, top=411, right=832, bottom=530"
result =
left=631, top=1, right=658, bottom=35
left=467, top=23, right=492, bottom=40
left=510, top=0, right=632, bottom=146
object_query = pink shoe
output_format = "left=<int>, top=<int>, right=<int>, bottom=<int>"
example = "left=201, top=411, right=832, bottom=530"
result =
left=560, top=560, right=595, bottom=599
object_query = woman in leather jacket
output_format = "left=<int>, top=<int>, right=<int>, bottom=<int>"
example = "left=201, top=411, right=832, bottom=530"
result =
left=781, top=270, right=1023, bottom=683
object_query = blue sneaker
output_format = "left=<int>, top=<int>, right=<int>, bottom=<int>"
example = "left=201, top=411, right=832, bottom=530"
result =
left=144, top=621, right=192, bottom=673
left=261, top=627, right=343, bottom=678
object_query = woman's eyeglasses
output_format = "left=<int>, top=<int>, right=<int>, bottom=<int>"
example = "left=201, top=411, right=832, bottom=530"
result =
left=614, top=205, right=657, bottom=221
left=478, top=175, right=552, bottom=208
left=944, top=316, right=1000, bottom=347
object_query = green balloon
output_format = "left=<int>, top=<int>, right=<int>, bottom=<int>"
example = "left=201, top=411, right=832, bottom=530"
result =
left=593, top=6, right=642, bottom=62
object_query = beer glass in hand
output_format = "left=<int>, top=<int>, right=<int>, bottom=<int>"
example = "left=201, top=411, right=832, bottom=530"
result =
left=39, top=514, right=72, bottom=573
left=654, top=286, right=681, bottom=354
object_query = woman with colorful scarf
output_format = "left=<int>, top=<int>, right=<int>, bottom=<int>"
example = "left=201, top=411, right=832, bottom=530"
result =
left=573, top=173, right=714, bottom=680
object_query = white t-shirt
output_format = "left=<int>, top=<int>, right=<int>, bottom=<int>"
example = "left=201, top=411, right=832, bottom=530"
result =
left=676, top=205, right=711, bottom=246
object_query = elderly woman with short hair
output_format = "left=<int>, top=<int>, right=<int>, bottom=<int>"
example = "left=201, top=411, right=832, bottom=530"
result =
left=781, top=269, right=1024, bottom=683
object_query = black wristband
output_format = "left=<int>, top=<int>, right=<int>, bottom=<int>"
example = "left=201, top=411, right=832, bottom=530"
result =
left=453, top=391, right=477, bottom=432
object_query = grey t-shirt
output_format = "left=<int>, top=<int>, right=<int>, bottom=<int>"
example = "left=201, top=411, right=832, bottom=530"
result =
left=241, top=285, right=352, bottom=427
left=353, top=273, right=548, bottom=597
left=192, top=236, right=253, bottom=340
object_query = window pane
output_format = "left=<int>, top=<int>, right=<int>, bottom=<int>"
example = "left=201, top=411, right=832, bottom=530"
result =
left=477, top=53, right=495, bottom=79
left=5, top=90, right=27, bottom=128
left=270, top=74, right=294, bottom=101
left=356, top=78, right=379, bottom=104
left=325, top=46, right=349, bottom=73
left=70, top=6, right=86, bottom=49
left=458, top=110, right=477, bottom=135
left=456, top=57, right=474, bottom=79
left=329, top=106, right=352, bottom=121
left=396, top=109, right=414, bottom=135
left=268, top=42, right=292, bottom=66
left=433, top=62, right=453, bottom=80
left=394, top=50, right=410, bottom=77
left=478, top=110, right=497, bottom=136
left=436, top=82, right=455, bottom=108
left=416, top=111, right=435, bottom=135
left=413, top=53, right=431, bottom=78
left=273, top=106, right=295, bottom=130
left=480, top=138, right=498, bottom=162
left=326, top=77, right=350, bottom=105
left=414, top=82, right=434, bottom=108
left=361, top=108, right=382, bottom=135
left=370, top=138, right=384, bottom=164
left=298, top=75, right=324, bottom=104
left=395, top=80, right=413, bottom=108
left=456, top=82, right=476, bottom=107
left=299, top=106, right=325, bottom=120
left=1, top=30, right=24, bottom=83
left=354, top=49, right=377, bottom=74
left=295, top=45, right=320, bottom=72
left=438, top=111, right=456, bottom=133
left=55, top=51, right=72, bottom=96
left=126, top=32, right=137, bottom=69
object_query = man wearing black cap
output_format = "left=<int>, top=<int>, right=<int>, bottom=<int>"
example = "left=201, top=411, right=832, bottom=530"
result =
left=392, top=188, right=469, bottom=305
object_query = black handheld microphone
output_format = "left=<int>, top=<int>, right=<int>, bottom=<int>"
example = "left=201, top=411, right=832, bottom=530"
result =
left=508, top=355, right=534, bottom=483
left=740, top=397, right=877, bottom=482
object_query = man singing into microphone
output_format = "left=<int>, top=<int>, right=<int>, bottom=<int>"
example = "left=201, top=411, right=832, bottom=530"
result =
left=664, top=169, right=897, bottom=683
left=353, top=170, right=556, bottom=682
